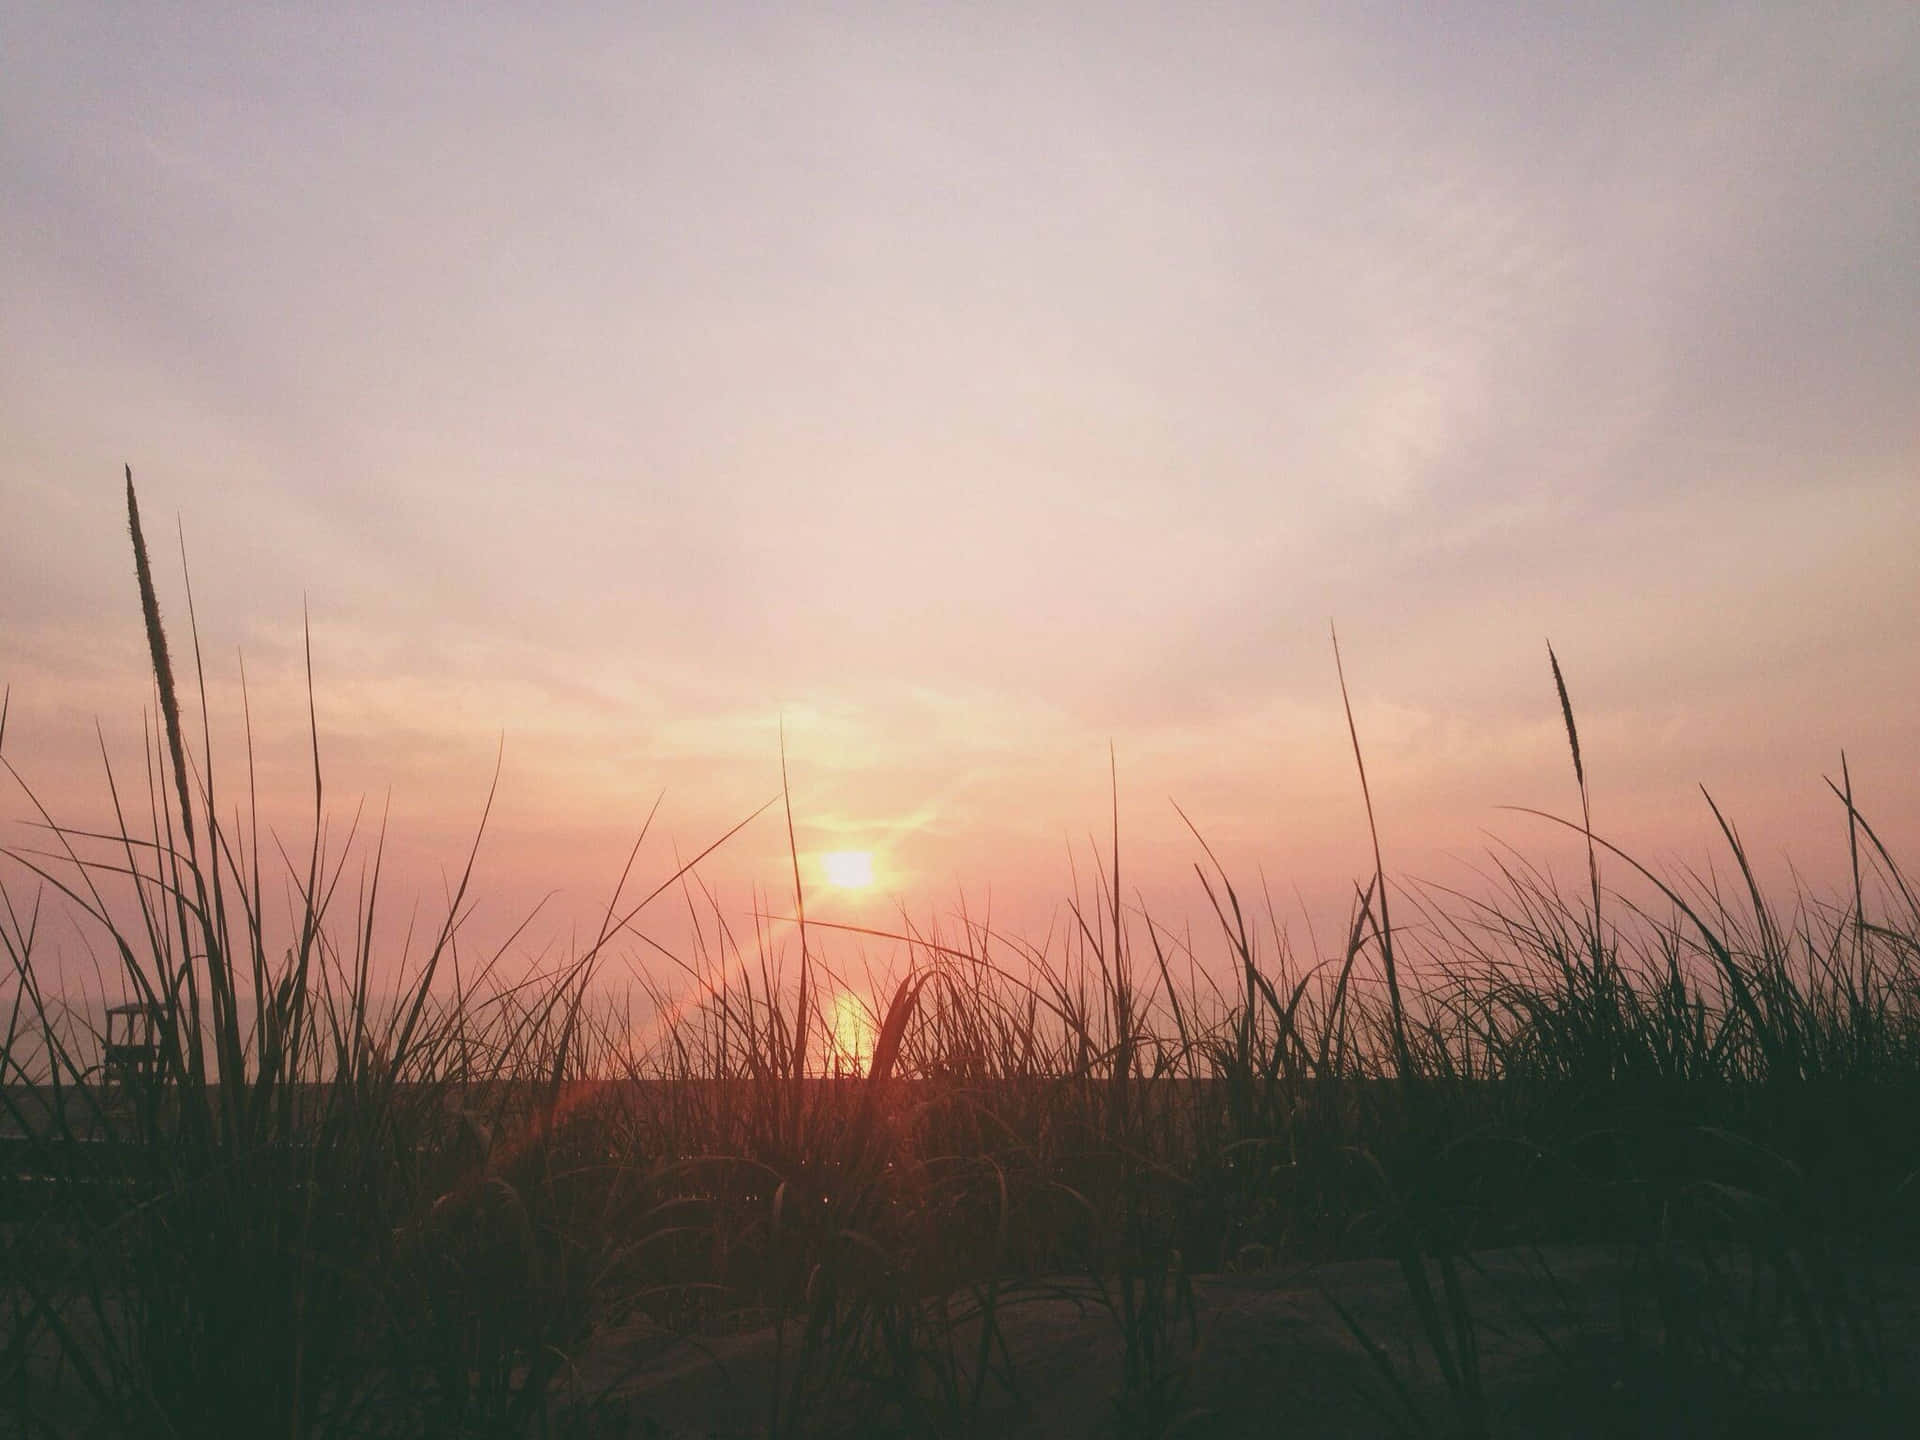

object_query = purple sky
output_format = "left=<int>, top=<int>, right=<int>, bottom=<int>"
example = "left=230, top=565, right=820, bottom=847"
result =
left=4, top=3, right=1917, bottom=988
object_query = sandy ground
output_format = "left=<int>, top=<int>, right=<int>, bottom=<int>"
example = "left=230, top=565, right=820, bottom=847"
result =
left=559, top=1245, right=1919, bottom=1438
left=11, top=1243, right=1912, bottom=1435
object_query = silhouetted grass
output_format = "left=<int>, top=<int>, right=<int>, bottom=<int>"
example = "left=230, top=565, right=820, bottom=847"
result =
left=2, top=475, right=1915, bottom=1437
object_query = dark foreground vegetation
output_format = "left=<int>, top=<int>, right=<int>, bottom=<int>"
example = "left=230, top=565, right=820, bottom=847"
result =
left=3, top=478, right=1916, bottom=1437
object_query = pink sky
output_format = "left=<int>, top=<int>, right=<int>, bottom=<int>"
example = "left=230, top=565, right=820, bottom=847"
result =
left=4, top=4, right=1917, bottom=995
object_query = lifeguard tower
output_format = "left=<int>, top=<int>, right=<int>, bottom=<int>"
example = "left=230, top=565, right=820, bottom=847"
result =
left=103, top=1001, right=163, bottom=1089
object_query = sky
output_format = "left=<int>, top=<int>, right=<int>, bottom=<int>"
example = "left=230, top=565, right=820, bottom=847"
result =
left=3, top=3, right=1917, bottom=991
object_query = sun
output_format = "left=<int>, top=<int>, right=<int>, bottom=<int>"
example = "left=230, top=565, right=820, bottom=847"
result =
left=819, top=850, right=874, bottom=890
left=828, top=990, right=877, bottom=1075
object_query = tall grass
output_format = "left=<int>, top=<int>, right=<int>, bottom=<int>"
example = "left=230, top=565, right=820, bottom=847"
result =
left=3, top=476, right=1916, bottom=1436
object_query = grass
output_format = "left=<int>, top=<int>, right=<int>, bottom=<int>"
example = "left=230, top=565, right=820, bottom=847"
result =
left=1, top=473, right=1916, bottom=1436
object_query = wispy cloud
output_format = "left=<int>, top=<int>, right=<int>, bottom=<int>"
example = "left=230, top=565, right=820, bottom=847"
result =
left=4, top=3, right=1916, bottom=966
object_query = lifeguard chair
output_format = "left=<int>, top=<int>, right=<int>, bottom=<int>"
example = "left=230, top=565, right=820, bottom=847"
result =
left=103, top=1001, right=163, bottom=1088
